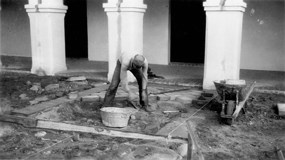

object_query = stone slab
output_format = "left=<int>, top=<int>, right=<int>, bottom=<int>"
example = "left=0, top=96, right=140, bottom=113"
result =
left=12, top=85, right=109, bottom=116
left=277, top=103, right=285, bottom=116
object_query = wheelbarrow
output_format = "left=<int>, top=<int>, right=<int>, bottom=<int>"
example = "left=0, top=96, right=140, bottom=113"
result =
left=214, top=79, right=256, bottom=125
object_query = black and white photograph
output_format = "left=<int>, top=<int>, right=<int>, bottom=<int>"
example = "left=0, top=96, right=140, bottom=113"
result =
left=0, top=0, right=284, bottom=159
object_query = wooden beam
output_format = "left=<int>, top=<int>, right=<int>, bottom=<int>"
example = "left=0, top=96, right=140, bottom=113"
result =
left=233, top=81, right=256, bottom=118
left=186, top=121, right=204, bottom=160
left=0, top=114, right=37, bottom=127
left=36, top=120, right=187, bottom=144
left=12, top=85, right=109, bottom=116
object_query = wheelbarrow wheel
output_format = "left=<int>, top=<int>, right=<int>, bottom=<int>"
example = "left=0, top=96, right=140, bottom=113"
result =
left=225, top=101, right=235, bottom=125
left=226, top=101, right=235, bottom=115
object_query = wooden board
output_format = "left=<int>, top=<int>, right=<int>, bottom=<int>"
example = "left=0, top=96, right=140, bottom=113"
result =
left=36, top=120, right=187, bottom=144
left=0, top=114, right=37, bottom=127
left=12, top=85, right=109, bottom=116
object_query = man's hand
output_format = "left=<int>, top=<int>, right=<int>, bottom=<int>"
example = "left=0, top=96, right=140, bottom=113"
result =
left=140, top=89, right=149, bottom=107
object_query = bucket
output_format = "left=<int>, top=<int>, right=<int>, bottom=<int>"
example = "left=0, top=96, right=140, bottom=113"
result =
left=100, top=107, right=136, bottom=128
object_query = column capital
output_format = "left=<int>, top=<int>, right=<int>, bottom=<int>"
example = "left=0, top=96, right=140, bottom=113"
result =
left=103, top=0, right=147, bottom=13
left=25, top=0, right=67, bottom=13
left=203, top=0, right=246, bottom=12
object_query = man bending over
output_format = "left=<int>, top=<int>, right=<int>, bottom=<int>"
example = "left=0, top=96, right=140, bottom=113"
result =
left=103, top=53, right=149, bottom=110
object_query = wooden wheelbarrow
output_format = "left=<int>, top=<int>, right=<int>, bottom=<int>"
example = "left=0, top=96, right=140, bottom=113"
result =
left=214, top=80, right=256, bottom=125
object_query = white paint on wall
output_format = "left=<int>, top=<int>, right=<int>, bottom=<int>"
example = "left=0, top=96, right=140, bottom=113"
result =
left=143, top=0, right=169, bottom=65
left=87, top=0, right=108, bottom=62
left=241, top=0, right=285, bottom=72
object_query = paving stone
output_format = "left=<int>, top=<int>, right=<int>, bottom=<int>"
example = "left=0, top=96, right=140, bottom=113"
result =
left=176, top=143, right=188, bottom=157
left=157, top=101, right=184, bottom=111
left=164, top=93, right=180, bottom=101
left=44, top=84, right=59, bottom=91
left=68, top=92, right=79, bottom=100
left=156, top=120, right=188, bottom=139
left=157, top=94, right=171, bottom=101
left=277, top=103, right=285, bottom=116
left=30, top=84, right=41, bottom=91
left=192, top=99, right=209, bottom=106
left=66, top=76, right=86, bottom=81
left=81, top=94, right=100, bottom=102
left=149, top=94, right=158, bottom=102
left=175, top=95, right=196, bottom=105
left=0, top=122, right=15, bottom=138
left=19, top=93, right=29, bottom=100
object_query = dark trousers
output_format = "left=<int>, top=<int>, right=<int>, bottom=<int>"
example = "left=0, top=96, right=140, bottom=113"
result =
left=103, top=60, right=148, bottom=107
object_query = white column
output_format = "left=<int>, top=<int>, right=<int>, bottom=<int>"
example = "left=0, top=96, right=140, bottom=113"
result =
left=25, top=0, right=67, bottom=75
left=203, top=0, right=247, bottom=90
left=103, top=0, right=147, bottom=82
left=0, top=3, right=2, bottom=69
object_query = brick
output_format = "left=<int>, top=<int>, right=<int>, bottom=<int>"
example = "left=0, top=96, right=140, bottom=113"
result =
left=175, top=96, right=195, bottom=105
left=157, top=101, right=184, bottom=110
left=66, top=76, right=86, bottom=81
left=81, top=95, right=100, bottom=102
left=157, top=94, right=171, bottom=101
left=277, top=103, right=285, bottom=116
left=148, top=95, right=158, bottom=102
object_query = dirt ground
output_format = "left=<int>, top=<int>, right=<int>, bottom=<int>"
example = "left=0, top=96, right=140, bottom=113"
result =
left=0, top=71, right=285, bottom=160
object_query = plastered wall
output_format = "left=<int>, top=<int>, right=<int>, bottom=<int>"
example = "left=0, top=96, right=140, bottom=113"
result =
left=87, top=0, right=108, bottom=61
left=143, top=0, right=169, bottom=65
left=241, top=0, right=285, bottom=71
left=1, top=0, right=31, bottom=57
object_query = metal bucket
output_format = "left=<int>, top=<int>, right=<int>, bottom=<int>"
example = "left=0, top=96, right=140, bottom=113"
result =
left=100, top=107, right=136, bottom=128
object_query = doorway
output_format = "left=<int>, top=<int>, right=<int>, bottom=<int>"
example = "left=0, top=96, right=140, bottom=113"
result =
left=170, top=0, right=206, bottom=64
left=64, top=0, right=88, bottom=58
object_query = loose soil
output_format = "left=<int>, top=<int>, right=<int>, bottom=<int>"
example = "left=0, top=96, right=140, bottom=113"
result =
left=0, top=71, right=285, bottom=160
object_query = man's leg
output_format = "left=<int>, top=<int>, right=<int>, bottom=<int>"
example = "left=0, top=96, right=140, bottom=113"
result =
left=130, top=69, right=149, bottom=108
left=103, top=60, right=121, bottom=106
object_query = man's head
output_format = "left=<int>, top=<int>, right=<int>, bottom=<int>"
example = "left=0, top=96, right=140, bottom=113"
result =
left=132, top=54, right=145, bottom=69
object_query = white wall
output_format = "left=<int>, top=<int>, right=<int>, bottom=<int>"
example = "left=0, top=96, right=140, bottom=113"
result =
left=143, top=0, right=169, bottom=65
left=241, top=0, right=285, bottom=71
left=1, top=0, right=31, bottom=57
left=87, top=0, right=108, bottom=61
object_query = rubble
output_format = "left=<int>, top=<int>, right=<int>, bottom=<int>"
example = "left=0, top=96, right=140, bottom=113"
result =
left=0, top=72, right=284, bottom=160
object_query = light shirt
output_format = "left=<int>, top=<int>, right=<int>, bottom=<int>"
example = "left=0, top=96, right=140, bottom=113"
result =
left=118, top=53, right=148, bottom=94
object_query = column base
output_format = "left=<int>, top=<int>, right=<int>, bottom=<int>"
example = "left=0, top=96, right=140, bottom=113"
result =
left=31, top=64, right=67, bottom=76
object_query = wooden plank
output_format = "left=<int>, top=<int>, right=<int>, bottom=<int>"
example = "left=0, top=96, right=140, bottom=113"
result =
left=36, top=120, right=187, bottom=144
left=186, top=121, right=204, bottom=160
left=12, top=85, right=109, bottom=116
left=233, top=81, right=256, bottom=118
left=12, top=97, right=72, bottom=116
left=276, top=146, right=285, bottom=160
left=0, top=114, right=37, bottom=127
left=187, top=132, right=193, bottom=160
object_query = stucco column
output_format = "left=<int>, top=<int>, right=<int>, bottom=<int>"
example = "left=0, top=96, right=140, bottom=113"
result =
left=0, top=3, right=2, bottom=69
left=25, top=0, right=67, bottom=75
left=103, top=0, right=147, bottom=82
left=203, top=0, right=246, bottom=90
